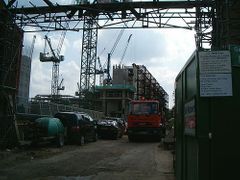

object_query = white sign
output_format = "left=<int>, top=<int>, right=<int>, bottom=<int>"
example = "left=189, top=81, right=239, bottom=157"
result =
left=199, top=51, right=232, bottom=74
left=200, top=74, right=233, bottom=97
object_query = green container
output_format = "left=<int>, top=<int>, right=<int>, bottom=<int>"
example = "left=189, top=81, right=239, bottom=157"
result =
left=175, top=48, right=240, bottom=180
left=35, top=117, right=64, bottom=136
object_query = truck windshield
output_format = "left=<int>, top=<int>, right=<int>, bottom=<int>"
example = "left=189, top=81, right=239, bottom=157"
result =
left=130, top=102, right=159, bottom=115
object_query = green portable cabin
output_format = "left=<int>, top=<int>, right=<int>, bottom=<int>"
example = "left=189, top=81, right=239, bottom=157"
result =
left=175, top=47, right=240, bottom=180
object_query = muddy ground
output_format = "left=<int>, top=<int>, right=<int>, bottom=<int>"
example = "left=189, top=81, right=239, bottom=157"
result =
left=0, top=136, right=175, bottom=180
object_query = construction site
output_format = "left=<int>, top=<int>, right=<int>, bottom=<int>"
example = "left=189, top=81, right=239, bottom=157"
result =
left=1, top=0, right=240, bottom=180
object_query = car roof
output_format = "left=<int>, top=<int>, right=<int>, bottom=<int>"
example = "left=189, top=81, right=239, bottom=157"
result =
left=55, top=111, right=87, bottom=115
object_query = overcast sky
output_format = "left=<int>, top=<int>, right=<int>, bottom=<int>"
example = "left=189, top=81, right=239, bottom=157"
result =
left=17, top=0, right=196, bottom=108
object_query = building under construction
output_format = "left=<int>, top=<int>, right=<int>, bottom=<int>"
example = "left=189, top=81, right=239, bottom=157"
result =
left=96, top=63, right=168, bottom=118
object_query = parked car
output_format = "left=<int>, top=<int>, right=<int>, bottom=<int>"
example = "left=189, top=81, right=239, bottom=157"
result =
left=27, top=117, right=65, bottom=147
left=97, top=117, right=125, bottom=139
left=54, top=112, right=97, bottom=145
left=105, top=117, right=127, bottom=136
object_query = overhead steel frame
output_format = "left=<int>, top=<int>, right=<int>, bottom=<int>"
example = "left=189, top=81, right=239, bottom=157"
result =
left=9, top=1, right=214, bottom=47
left=8, top=1, right=214, bottom=104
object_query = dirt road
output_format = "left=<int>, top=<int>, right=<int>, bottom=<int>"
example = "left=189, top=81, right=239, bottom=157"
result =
left=0, top=136, right=175, bottom=180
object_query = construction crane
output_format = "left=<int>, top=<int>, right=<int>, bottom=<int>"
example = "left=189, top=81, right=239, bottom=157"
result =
left=96, top=57, right=105, bottom=85
left=120, top=34, right=132, bottom=65
left=39, top=31, right=66, bottom=96
left=96, top=29, right=125, bottom=85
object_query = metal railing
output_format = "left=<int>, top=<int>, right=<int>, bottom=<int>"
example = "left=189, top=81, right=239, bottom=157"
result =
left=16, top=100, right=104, bottom=120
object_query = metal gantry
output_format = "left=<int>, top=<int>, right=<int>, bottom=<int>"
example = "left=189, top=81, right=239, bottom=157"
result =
left=9, top=1, right=214, bottom=48
left=6, top=0, right=215, bottom=101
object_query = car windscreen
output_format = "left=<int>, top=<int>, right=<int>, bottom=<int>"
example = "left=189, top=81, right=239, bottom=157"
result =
left=130, top=102, right=159, bottom=115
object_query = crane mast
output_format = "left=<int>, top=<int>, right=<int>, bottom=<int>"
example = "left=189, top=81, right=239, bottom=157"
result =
left=79, top=16, right=98, bottom=97
left=40, top=33, right=65, bottom=97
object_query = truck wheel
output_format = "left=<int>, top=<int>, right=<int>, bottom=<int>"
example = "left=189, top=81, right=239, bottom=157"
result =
left=157, top=136, right=162, bottom=142
left=112, top=133, right=118, bottom=140
left=56, top=134, right=64, bottom=148
left=128, top=135, right=135, bottom=142
left=31, top=140, right=38, bottom=147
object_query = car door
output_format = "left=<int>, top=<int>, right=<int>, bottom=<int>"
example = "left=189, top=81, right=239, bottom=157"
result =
left=83, top=115, right=96, bottom=141
left=77, top=114, right=87, bottom=137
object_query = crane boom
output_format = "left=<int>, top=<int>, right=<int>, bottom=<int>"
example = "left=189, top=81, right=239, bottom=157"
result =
left=45, top=35, right=57, bottom=60
left=110, top=29, right=125, bottom=56
left=56, top=29, right=67, bottom=57
left=120, top=34, right=132, bottom=64
left=104, top=29, right=125, bottom=84
left=29, top=35, right=36, bottom=60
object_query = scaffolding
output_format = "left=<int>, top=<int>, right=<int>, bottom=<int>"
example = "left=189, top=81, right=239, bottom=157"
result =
left=0, top=9, right=23, bottom=148
left=212, top=0, right=240, bottom=49
left=132, top=63, right=169, bottom=109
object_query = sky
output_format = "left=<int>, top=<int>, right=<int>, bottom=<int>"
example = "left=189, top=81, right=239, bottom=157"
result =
left=16, top=0, right=196, bottom=108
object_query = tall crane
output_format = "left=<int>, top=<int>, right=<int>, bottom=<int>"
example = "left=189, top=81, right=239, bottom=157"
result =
left=95, top=57, right=105, bottom=86
left=96, top=29, right=125, bottom=85
left=40, top=31, right=66, bottom=96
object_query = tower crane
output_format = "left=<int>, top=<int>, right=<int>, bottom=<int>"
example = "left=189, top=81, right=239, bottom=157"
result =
left=95, top=57, right=105, bottom=85
left=97, top=29, right=125, bottom=85
left=39, top=30, right=66, bottom=97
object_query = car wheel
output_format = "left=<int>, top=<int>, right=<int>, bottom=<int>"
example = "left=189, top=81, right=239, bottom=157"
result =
left=79, top=135, right=85, bottom=146
left=128, top=135, right=135, bottom=142
left=31, top=140, right=38, bottom=147
left=56, top=134, right=64, bottom=147
left=112, top=133, right=118, bottom=140
left=93, top=132, right=98, bottom=142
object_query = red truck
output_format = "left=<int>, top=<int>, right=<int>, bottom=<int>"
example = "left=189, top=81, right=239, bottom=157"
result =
left=127, top=99, right=166, bottom=141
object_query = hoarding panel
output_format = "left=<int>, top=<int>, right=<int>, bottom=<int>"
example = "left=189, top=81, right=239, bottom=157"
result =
left=230, top=45, right=240, bottom=66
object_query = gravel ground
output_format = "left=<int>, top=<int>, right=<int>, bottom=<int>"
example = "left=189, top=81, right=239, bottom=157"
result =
left=0, top=136, right=175, bottom=180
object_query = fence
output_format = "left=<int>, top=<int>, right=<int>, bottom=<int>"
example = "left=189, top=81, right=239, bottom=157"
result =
left=16, top=100, right=104, bottom=120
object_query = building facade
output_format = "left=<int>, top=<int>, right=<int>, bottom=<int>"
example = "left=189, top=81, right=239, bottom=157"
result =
left=17, top=55, right=31, bottom=112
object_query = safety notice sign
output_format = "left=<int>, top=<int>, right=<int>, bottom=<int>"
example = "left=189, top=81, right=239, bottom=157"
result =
left=199, top=51, right=232, bottom=74
left=200, top=74, right=233, bottom=97
left=199, top=50, right=233, bottom=97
